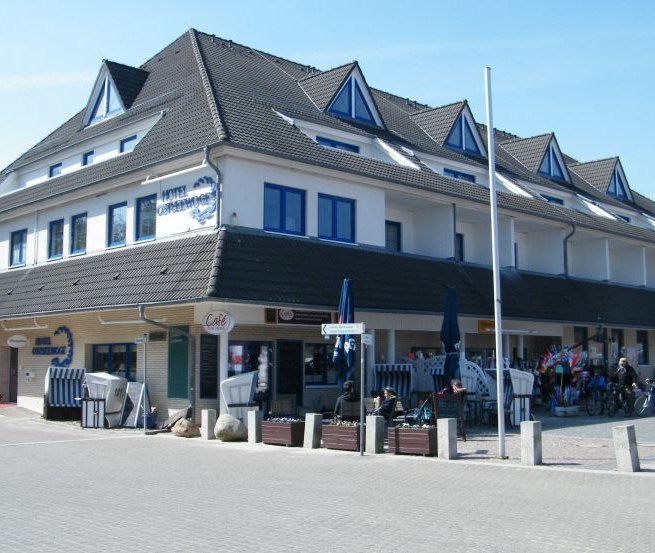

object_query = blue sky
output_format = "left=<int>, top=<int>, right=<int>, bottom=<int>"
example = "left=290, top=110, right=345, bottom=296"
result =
left=1, top=0, right=654, bottom=197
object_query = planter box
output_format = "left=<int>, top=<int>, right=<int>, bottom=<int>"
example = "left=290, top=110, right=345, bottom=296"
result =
left=322, top=424, right=360, bottom=451
left=388, top=427, right=437, bottom=456
left=554, top=405, right=579, bottom=417
left=261, top=421, right=305, bottom=447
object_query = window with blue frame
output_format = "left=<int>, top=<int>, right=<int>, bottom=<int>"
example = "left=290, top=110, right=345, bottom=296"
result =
left=540, top=194, right=564, bottom=205
left=136, top=194, right=157, bottom=241
left=48, top=219, right=64, bottom=259
left=444, top=168, right=476, bottom=183
left=10, top=229, right=27, bottom=267
left=327, top=76, right=377, bottom=126
left=49, top=163, right=62, bottom=178
left=93, top=343, right=137, bottom=381
left=318, top=194, right=355, bottom=243
left=120, top=135, right=137, bottom=153
left=538, top=145, right=567, bottom=181
left=264, top=183, right=305, bottom=235
left=70, top=213, right=87, bottom=254
left=315, top=136, right=360, bottom=153
left=608, top=168, right=629, bottom=200
left=385, top=220, right=401, bottom=252
left=82, top=150, right=94, bottom=166
left=445, top=114, right=482, bottom=156
left=89, top=77, right=122, bottom=125
left=108, top=202, right=127, bottom=247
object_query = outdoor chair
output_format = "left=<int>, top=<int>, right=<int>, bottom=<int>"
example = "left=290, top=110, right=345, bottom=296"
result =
left=482, top=384, right=513, bottom=428
left=434, top=392, right=467, bottom=440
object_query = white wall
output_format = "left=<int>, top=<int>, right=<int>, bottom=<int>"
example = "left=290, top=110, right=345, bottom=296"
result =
left=609, top=245, right=645, bottom=286
left=414, top=204, right=454, bottom=258
left=457, top=220, right=491, bottom=265
left=523, top=229, right=565, bottom=275
left=569, top=237, right=608, bottom=280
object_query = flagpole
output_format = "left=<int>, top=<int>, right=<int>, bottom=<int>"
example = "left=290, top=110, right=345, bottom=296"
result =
left=484, top=66, right=506, bottom=458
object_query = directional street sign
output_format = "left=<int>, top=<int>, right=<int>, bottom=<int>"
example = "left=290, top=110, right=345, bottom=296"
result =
left=362, top=333, right=372, bottom=346
left=321, top=322, right=365, bottom=335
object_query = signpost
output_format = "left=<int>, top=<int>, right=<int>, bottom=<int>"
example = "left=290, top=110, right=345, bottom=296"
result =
left=135, top=334, right=148, bottom=433
left=322, top=321, right=367, bottom=454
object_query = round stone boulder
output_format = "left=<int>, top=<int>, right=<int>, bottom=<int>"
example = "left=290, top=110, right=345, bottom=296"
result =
left=214, top=414, right=247, bottom=441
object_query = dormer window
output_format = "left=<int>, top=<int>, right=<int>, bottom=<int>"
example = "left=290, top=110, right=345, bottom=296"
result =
left=445, top=114, right=483, bottom=156
left=328, top=76, right=379, bottom=126
left=608, top=167, right=629, bottom=200
left=88, top=76, right=123, bottom=125
left=315, top=136, right=360, bottom=153
left=538, top=144, right=567, bottom=181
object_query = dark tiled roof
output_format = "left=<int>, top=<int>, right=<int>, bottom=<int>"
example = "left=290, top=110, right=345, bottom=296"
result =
left=105, top=61, right=149, bottom=109
left=209, top=228, right=655, bottom=328
left=568, top=157, right=617, bottom=194
left=0, top=232, right=217, bottom=318
left=410, top=101, right=464, bottom=145
left=299, top=63, right=354, bottom=111
left=499, top=133, right=552, bottom=174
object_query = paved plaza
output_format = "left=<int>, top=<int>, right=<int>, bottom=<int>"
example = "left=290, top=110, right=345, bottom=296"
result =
left=1, top=406, right=654, bottom=553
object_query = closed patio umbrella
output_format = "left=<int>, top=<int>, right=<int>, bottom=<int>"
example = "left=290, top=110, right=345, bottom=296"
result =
left=440, top=287, right=461, bottom=384
left=333, top=278, right=356, bottom=388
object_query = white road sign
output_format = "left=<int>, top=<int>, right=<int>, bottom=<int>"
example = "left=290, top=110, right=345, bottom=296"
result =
left=321, top=322, right=365, bottom=335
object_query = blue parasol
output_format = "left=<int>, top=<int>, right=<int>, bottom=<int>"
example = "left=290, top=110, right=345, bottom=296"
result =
left=440, top=287, right=461, bottom=384
left=333, top=278, right=355, bottom=388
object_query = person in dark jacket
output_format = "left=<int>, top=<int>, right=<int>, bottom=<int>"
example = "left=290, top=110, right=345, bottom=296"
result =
left=611, top=357, right=640, bottom=413
left=372, top=386, right=397, bottom=419
left=333, top=380, right=356, bottom=420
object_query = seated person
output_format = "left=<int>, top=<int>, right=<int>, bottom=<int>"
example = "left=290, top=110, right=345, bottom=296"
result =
left=450, top=378, right=467, bottom=394
left=333, top=380, right=356, bottom=420
left=372, top=386, right=397, bottom=418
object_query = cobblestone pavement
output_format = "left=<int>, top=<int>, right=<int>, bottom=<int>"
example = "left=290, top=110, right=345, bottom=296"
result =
left=1, top=406, right=654, bottom=553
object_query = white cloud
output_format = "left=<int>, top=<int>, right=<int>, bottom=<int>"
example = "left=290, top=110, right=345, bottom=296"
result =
left=0, top=71, right=93, bottom=92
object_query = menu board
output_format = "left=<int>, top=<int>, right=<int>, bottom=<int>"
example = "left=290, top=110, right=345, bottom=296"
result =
left=200, top=334, right=218, bottom=399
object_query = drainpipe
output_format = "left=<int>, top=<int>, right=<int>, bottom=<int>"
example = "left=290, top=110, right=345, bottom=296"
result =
left=203, top=146, right=223, bottom=229
left=563, top=223, right=576, bottom=276
left=138, top=305, right=196, bottom=418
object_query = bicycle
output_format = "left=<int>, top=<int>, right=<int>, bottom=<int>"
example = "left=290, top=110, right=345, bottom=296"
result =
left=606, top=383, right=635, bottom=417
left=583, top=386, right=604, bottom=416
left=634, top=379, right=655, bottom=417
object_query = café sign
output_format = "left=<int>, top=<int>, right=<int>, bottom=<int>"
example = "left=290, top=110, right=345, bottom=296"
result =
left=7, top=335, right=28, bottom=348
left=202, top=311, right=235, bottom=335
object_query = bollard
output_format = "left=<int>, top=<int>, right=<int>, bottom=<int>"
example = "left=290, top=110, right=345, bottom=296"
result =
left=248, top=410, right=263, bottom=444
left=365, top=415, right=384, bottom=454
left=304, top=413, right=323, bottom=449
left=520, top=420, right=542, bottom=466
left=201, top=409, right=216, bottom=440
left=612, top=424, right=640, bottom=472
left=437, top=418, right=457, bottom=459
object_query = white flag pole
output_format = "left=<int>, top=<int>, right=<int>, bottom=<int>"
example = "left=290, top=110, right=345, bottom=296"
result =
left=484, top=67, right=506, bottom=458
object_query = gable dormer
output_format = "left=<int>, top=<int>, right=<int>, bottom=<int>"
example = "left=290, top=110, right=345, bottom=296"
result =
left=568, top=157, right=632, bottom=202
left=299, top=62, right=383, bottom=128
left=410, top=101, right=486, bottom=157
left=500, top=133, right=570, bottom=183
left=83, top=60, right=149, bottom=127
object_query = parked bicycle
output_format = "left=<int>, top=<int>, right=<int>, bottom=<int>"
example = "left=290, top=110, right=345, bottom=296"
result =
left=583, top=386, right=604, bottom=416
left=634, top=379, right=655, bottom=417
left=605, top=383, right=635, bottom=416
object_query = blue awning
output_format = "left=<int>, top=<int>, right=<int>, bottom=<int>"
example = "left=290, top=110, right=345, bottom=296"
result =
left=45, top=367, right=86, bottom=408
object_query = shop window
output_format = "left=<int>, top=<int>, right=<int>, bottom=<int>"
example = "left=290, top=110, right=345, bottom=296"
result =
left=573, top=326, right=588, bottom=352
left=136, top=194, right=157, bottom=241
left=70, top=213, right=87, bottom=254
left=318, top=193, right=355, bottom=243
left=93, top=343, right=137, bottom=381
left=264, top=183, right=305, bottom=235
left=385, top=220, right=401, bottom=252
left=228, top=342, right=272, bottom=390
left=107, top=201, right=127, bottom=247
left=48, top=219, right=64, bottom=259
left=304, top=343, right=338, bottom=386
left=10, top=229, right=27, bottom=267
left=636, top=330, right=649, bottom=365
